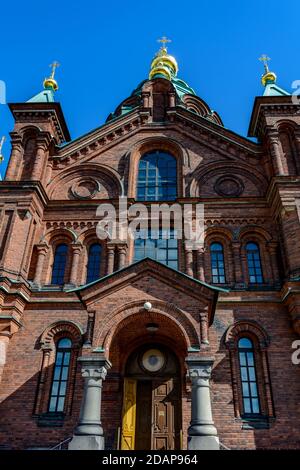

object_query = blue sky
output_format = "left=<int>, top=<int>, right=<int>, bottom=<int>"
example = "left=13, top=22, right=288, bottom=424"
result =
left=1, top=0, right=299, bottom=175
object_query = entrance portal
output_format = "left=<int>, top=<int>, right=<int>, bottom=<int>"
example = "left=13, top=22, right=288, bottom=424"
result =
left=121, top=346, right=181, bottom=450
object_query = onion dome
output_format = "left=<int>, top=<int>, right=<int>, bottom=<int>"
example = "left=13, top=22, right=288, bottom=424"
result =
left=43, top=61, right=60, bottom=91
left=149, top=37, right=178, bottom=80
left=259, top=54, right=277, bottom=86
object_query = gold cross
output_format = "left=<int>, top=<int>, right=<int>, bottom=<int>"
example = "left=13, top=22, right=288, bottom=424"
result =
left=259, top=54, right=271, bottom=73
left=49, top=61, right=60, bottom=79
left=157, top=36, right=171, bottom=50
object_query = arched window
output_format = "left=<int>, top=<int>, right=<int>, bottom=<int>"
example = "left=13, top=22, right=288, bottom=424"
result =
left=48, top=338, right=72, bottom=413
left=51, top=244, right=68, bottom=285
left=238, top=337, right=260, bottom=415
left=137, top=150, right=177, bottom=201
left=86, top=243, right=102, bottom=283
left=246, top=242, right=263, bottom=284
left=210, top=242, right=226, bottom=283
left=134, top=229, right=178, bottom=269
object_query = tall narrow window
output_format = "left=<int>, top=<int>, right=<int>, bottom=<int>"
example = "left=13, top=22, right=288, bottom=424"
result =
left=137, top=151, right=177, bottom=201
left=246, top=242, right=263, bottom=284
left=51, top=244, right=68, bottom=285
left=238, top=337, right=260, bottom=415
left=210, top=242, right=226, bottom=283
left=134, top=229, right=178, bottom=269
left=86, top=243, right=102, bottom=283
left=48, top=338, right=72, bottom=413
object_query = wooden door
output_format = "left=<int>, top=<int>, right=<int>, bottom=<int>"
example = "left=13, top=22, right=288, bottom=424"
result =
left=135, top=381, right=152, bottom=450
left=121, top=378, right=137, bottom=450
left=151, top=378, right=180, bottom=450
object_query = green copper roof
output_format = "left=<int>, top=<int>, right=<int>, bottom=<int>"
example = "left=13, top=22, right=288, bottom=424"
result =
left=131, top=76, right=196, bottom=101
left=27, top=88, right=55, bottom=103
left=263, top=82, right=290, bottom=97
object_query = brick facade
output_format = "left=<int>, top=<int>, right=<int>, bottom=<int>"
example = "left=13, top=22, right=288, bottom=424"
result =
left=0, top=70, right=300, bottom=450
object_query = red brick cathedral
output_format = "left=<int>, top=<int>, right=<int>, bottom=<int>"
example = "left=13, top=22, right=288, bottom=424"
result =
left=0, top=45, right=300, bottom=451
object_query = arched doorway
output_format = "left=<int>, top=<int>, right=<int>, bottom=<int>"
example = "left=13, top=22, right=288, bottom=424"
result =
left=121, top=344, right=182, bottom=450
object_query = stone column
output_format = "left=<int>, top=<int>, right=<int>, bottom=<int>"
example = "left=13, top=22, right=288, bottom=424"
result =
left=267, top=241, right=280, bottom=286
left=107, top=245, right=115, bottom=275
left=185, top=244, right=194, bottom=277
left=69, top=244, right=82, bottom=286
left=69, top=356, right=112, bottom=450
left=5, top=141, right=22, bottom=181
left=186, top=356, right=219, bottom=450
left=33, top=243, right=49, bottom=286
left=196, top=248, right=205, bottom=282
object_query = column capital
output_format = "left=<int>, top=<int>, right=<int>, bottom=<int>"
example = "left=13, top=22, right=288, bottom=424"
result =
left=77, top=355, right=112, bottom=380
left=186, top=356, right=214, bottom=381
left=71, top=243, right=83, bottom=253
left=36, top=242, right=49, bottom=254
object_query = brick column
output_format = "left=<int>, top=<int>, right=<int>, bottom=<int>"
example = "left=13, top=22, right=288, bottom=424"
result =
left=117, top=244, right=128, bottom=270
left=268, top=133, right=285, bottom=176
left=5, top=140, right=22, bottom=181
left=185, top=244, right=194, bottom=277
left=33, top=243, right=49, bottom=286
left=232, top=242, right=244, bottom=287
left=31, top=142, right=47, bottom=181
left=186, top=357, right=219, bottom=450
left=68, top=356, right=111, bottom=450
left=267, top=241, right=280, bottom=286
left=107, top=245, right=115, bottom=275
left=199, top=312, right=209, bottom=345
left=70, top=244, right=83, bottom=286
left=196, top=248, right=205, bottom=281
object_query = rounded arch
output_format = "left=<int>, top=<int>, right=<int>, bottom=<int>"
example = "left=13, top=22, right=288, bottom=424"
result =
left=182, top=94, right=224, bottom=126
left=238, top=226, right=273, bottom=244
left=96, top=300, right=200, bottom=354
left=224, top=320, right=270, bottom=350
left=48, top=163, right=123, bottom=199
left=189, top=161, right=268, bottom=198
left=41, top=227, right=77, bottom=245
left=40, top=320, right=83, bottom=350
left=204, top=226, right=234, bottom=245
left=126, top=136, right=189, bottom=198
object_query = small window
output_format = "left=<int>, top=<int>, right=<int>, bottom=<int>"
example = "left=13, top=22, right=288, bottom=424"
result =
left=48, top=338, right=72, bottom=413
left=210, top=242, right=226, bottom=284
left=246, top=242, right=263, bottom=284
left=238, top=337, right=260, bottom=415
left=136, top=151, right=177, bottom=201
left=51, top=244, right=68, bottom=285
left=86, top=244, right=102, bottom=283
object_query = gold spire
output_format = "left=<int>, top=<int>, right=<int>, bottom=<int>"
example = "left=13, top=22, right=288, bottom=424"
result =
left=0, top=136, right=5, bottom=164
left=259, top=54, right=277, bottom=86
left=43, top=61, right=60, bottom=91
left=149, top=37, right=178, bottom=81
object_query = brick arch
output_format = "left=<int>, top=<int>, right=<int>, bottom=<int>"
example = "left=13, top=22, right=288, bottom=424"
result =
left=48, top=163, right=123, bottom=199
left=189, top=161, right=267, bottom=198
left=126, top=136, right=188, bottom=198
left=40, top=320, right=83, bottom=349
left=41, top=227, right=77, bottom=245
left=97, top=300, right=200, bottom=353
left=238, top=226, right=273, bottom=243
left=204, top=227, right=234, bottom=244
left=224, top=320, right=270, bottom=351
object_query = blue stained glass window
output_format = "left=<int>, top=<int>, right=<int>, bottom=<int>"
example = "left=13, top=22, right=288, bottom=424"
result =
left=51, top=244, right=68, bottom=285
left=238, top=337, right=261, bottom=416
left=137, top=151, right=177, bottom=201
left=86, top=244, right=102, bottom=283
left=48, top=338, right=72, bottom=413
left=210, top=243, right=226, bottom=284
left=246, top=242, right=263, bottom=284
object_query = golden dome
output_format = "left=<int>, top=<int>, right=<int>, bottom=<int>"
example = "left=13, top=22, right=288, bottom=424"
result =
left=261, top=71, right=277, bottom=87
left=149, top=38, right=178, bottom=81
left=43, top=61, right=60, bottom=92
left=43, top=77, right=59, bottom=91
